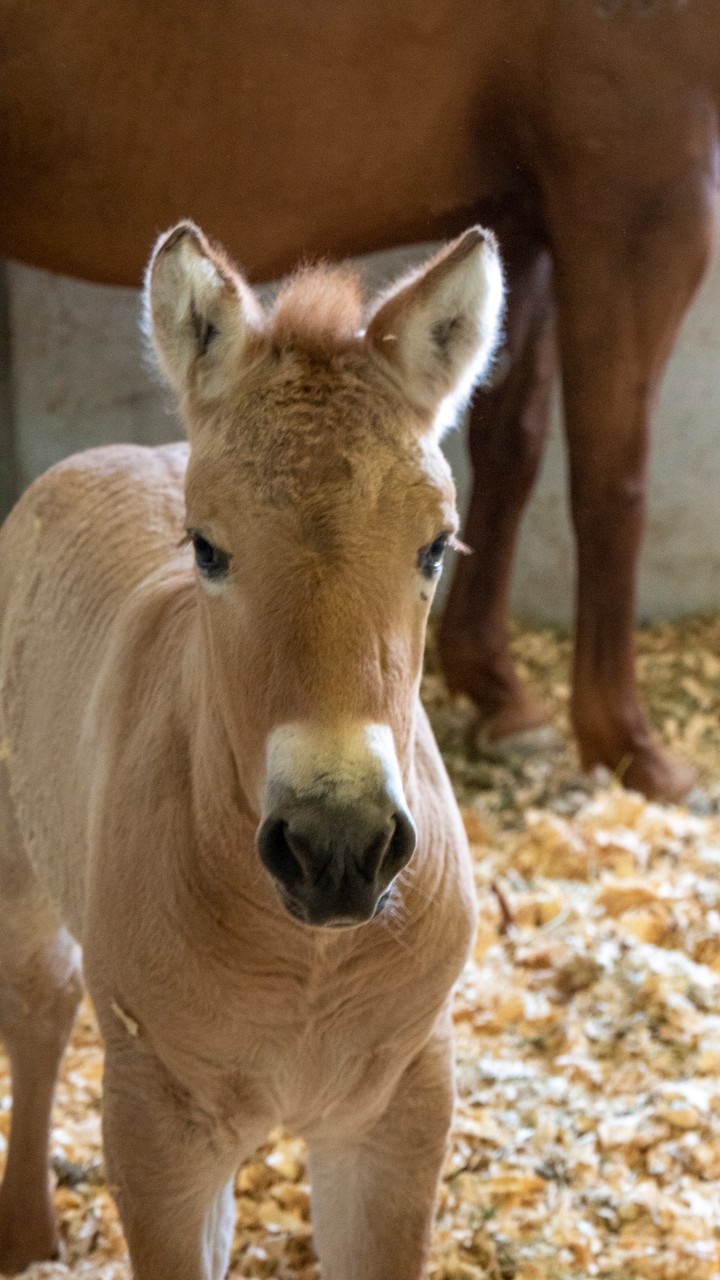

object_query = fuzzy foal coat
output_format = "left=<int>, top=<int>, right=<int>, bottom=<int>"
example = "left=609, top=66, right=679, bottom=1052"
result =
left=0, top=226, right=504, bottom=1279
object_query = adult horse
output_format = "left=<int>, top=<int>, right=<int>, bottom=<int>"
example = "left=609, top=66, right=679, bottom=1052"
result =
left=0, top=223, right=502, bottom=1276
left=2, top=0, right=719, bottom=800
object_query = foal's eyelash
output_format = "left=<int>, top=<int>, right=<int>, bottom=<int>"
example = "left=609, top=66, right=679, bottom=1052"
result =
left=448, top=535, right=473, bottom=556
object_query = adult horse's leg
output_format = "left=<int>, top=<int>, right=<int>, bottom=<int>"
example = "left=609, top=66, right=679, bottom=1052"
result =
left=99, top=1037, right=256, bottom=1280
left=548, top=175, right=714, bottom=800
left=437, top=222, right=557, bottom=742
left=308, top=1024, right=454, bottom=1280
left=0, top=771, right=83, bottom=1273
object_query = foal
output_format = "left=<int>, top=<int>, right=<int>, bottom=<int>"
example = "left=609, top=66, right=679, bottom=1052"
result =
left=0, top=223, right=503, bottom=1279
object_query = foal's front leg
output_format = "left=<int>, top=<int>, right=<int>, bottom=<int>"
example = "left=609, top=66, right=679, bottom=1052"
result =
left=100, top=1036, right=262, bottom=1280
left=308, top=1027, right=454, bottom=1280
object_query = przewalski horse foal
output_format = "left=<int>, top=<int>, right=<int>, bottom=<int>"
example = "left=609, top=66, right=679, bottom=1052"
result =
left=0, top=223, right=503, bottom=1279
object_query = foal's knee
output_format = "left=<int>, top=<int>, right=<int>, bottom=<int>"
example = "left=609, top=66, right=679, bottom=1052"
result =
left=0, top=929, right=82, bottom=1058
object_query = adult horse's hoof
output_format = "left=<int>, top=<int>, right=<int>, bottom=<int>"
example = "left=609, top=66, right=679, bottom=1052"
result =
left=473, top=720, right=561, bottom=759
left=467, top=680, right=556, bottom=754
left=582, top=738, right=696, bottom=804
left=436, top=626, right=553, bottom=749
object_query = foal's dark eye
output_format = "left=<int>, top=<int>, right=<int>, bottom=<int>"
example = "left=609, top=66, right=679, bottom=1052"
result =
left=417, top=533, right=449, bottom=579
left=190, top=532, right=230, bottom=579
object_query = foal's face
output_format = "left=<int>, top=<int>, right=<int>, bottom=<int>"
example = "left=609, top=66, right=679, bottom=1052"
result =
left=183, top=366, right=458, bottom=925
left=146, top=223, right=503, bottom=927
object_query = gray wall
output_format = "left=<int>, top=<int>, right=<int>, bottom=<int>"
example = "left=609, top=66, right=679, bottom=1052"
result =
left=2, top=215, right=720, bottom=622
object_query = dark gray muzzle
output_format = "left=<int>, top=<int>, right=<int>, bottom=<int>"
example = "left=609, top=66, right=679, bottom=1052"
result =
left=257, top=793, right=417, bottom=927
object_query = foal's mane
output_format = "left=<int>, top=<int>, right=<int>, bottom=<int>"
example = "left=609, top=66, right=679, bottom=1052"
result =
left=269, top=265, right=364, bottom=359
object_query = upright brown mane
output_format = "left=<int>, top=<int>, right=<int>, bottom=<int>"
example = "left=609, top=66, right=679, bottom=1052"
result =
left=269, top=265, right=364, bottom=358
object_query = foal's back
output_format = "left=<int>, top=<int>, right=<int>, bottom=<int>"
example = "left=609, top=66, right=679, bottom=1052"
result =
left=0, top=443, right=189, bottom=929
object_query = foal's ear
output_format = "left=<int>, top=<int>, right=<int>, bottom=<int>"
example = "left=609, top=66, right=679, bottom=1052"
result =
left=143, top=222, right=264, bottom=396
left=366, top=228, right=504, bottom=430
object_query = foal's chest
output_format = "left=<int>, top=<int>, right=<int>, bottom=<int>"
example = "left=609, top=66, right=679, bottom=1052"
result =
left=150, top=932, right=455, bottom=1143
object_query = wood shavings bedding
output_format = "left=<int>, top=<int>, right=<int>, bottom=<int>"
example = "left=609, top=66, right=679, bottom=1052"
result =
left=2, top=615, right=719, bottom=1280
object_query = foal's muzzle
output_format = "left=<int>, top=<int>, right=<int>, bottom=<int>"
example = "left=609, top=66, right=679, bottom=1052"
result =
left=257, top=794, right=417, bottom=927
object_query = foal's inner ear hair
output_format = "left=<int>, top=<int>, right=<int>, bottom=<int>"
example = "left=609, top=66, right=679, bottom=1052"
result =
left=143, top=220, right=265, bottom=395
left=365, top=225, right=505, bottom=430
left=189, top=299, right=218, bottom=357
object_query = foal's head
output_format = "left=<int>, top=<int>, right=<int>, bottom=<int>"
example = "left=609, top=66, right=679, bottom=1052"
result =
left=145, top=222, right=503, bottom=928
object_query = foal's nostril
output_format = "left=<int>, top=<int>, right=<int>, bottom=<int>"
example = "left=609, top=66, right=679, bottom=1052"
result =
left=355, top=821, right=395, bottom=882
left=357, top=809, right=416, bottom=880
left=386, top=808, right=417, bottom=871
left=256, top=817, right=304, bottom=891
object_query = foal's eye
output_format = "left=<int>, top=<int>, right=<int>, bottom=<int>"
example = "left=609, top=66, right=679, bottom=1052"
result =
left=417, top=533, right=449, bottom=580
left=190, top=532, right=230, bottom=579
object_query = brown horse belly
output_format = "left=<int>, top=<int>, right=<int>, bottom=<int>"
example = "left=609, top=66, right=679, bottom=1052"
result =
left=0, top=0, right=533, bottom=284
left=2, top=2, right=718, bottom=286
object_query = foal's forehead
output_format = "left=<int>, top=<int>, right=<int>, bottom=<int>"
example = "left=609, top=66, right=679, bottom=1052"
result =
left=194, top=348, right=451, bottom=510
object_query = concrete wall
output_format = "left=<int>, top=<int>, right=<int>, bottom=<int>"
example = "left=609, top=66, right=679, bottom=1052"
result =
left=2, top=222, right=720, bottom=623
